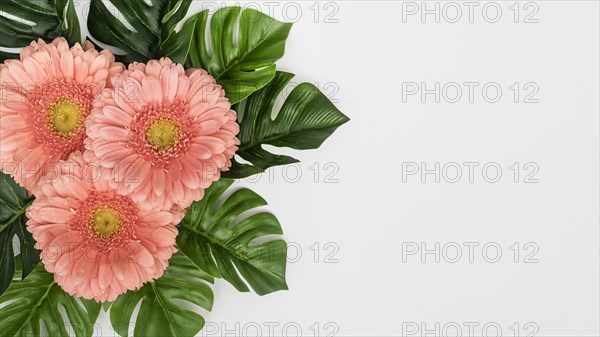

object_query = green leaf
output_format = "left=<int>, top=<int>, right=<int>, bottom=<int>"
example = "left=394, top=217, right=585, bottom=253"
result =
left=177, top=179, right=288, bottom=295
left=102, top=301, right=112, bottom=312
left=87, top=0, right=195, bottom=64
left=0, top=0, right=81, bottom=62
left=186, top=7, right=293, bottom=104
left=230, top=71, right=350, bottom=175
left=220, top=158, right=265, bottom=179
left=0, top=265, right=100, bottom=337
left=81, top=299, right=102, bottom=330
left=110, top=252, right=214, bottom=337
left=55, top=0, right=82, bottom=45
left=0, top=172, right=39, bottom=296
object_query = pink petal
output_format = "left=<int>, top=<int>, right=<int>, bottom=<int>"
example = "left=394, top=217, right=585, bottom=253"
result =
left=149, top=228, right=176, bottom=247
left=134, top=245, right=155, bottom=267
left=98, top=254, right=113, bottom=290
left=38, top=207, right=74, bottom=222
left=151, top=170, right=165, bottom=196
left=142, top=77, right=162, bottom=103
left=60, top=51, right=75, bottom=80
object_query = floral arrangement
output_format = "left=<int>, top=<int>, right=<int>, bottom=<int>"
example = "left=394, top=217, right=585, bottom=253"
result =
left=0, top=1, right=348, bottom=336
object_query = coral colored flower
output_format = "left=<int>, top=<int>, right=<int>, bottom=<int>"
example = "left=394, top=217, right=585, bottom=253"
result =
left=0, top=37, right=124, bottom=192
left=26, top=153, right=180, bottom=302
left=85, top=58, right=239, bottom=210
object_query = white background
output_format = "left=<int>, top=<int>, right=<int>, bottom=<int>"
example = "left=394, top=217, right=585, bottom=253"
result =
left=80, top=1, right=600, bottom=336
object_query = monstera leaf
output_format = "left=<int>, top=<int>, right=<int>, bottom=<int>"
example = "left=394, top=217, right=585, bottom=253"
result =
left=0, top=265, right=100, bottom=337
left=0, top=173, right=39, bottom=296
left=109, top=252, right=214, bottom=337
left=177, top=179, right=288, bottom=295
left=0, top=0, right=81, bottom=62
left=224, top=71, right=350, bottom=177
left=87, top=0, right=196, bottom=64
left=186, top=7, right=293, bottom=104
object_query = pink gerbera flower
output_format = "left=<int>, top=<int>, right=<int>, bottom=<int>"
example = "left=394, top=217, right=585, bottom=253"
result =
left=27, top=153, right=180, bottom=302
left=0, top=37, right=124, bottom=192
left=85, top=58, right=239, bottom=211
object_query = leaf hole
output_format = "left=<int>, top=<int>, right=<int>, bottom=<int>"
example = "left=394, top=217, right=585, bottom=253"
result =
left=0, top=298, right=18, bottom=310
left=59, top=3, right=70, bottom=31
left=233, top=9, right=242, bottom=49
left=0, top=10, right=36, bottom=27
left=202, top=11, right=215, bottom=58
left=212, top=186, right=238, bottom=212
left=101, top=0, right=138, bottom=33
left=234, top=99, right=247, bottom=122
left=125, top=298, right=143, bottom=334
left=45, top=304, right=72, bottom=335
left=86, top=37, right=127, bottom=58
left=233, top=154, right=252, bottom=166
left=271, top=88, right=287, bottom=120
left=248, top=234, right=285, bottom=247
left=170, top=298, right=211, bottom=317
left=229, top=208, right=267, bottom=229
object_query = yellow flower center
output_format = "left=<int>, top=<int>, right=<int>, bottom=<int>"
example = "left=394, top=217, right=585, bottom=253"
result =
left=91, top=208, right=122, bottom=239
left=146, top=119, right=179, bottom=149
left=49, top=99, right=83, bottom=136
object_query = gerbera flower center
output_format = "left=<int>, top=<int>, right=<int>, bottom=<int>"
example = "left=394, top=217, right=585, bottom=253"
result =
left=49, top=99, right=83, bottom=136
left=70, top=191, right=138, bottom=253
left=90, top=207, right=122, bottom=239
left=146, top=118, right=179, bottom=149
left=129, top=100, right=194, bottom=168
left=29, top=80, right=95, bottom=157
